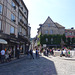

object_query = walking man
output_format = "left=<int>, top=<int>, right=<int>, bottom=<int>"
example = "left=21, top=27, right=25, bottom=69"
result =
left=1, top=49, right=5, bottom=63
left=30, top=49, right=34, bottom=59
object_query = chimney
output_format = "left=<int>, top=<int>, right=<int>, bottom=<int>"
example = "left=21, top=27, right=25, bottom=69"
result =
left=71, top=27, right=74, bottom=29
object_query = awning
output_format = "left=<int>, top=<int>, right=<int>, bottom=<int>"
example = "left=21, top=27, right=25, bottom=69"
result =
left=0, top=39, right=7, bottom=44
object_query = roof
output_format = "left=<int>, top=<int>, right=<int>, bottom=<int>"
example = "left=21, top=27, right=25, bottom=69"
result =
left=54, top=22, right=65, bottom=28
left=65, top=29, right=75, bottom=31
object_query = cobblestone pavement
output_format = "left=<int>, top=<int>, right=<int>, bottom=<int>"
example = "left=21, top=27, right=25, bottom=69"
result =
left=0, top=54, right=75, bottom=75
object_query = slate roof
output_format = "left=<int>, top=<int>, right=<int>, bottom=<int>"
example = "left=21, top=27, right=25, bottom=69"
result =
left=54, top=22, right=65, bottom=28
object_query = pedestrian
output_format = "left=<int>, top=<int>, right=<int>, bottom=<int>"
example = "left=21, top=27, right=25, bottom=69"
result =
left=27, top=49, right=30, bottom=58
left=17, top=47, right=20, bottom=59
left=68, top=49, right=70, bottom=57
left=36, top=48, right=39, bottom=58
left=5, top=50, right=9, bottom=62
left=65, top=48, right=68, bottom=57
left=60, top=49, right=63, bottom=57
left=50, top=49, right=52, bottom=55
left=51, top=49, right=54, bottom=55
left=47, top=48, right=49, bottom=57
left=30, top=49, right=34, bottom=59
left=1, top=49, right=5, bottom=63
left=8, top=49, right=11, bottom=61
left=0, top=52, right=1, bottom=62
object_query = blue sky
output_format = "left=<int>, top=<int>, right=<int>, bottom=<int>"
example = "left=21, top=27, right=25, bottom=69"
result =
left=24, top=0, right=75, bottom=38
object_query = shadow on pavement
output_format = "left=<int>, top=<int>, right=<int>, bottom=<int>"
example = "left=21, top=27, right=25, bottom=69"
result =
left=0, top=54, right=57, bottom=75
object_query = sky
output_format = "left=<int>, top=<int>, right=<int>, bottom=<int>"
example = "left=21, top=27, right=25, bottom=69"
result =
left=24, top=0, right=75, bottom=38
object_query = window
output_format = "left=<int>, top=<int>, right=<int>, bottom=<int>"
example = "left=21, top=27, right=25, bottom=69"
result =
left=11, top=14, right=15, bottom=22
left=69, top=32, right=72, bottom=35
left=22, top=28, right=26, bottom=35
left=10, top=26, right=15, bottom=34
left=19, top=15, right=22, bottom=20
left=0, top=4, right=2, bottom=14
left=45, top=30, right=48, bottom=34
left=0, top=21, right=1, bottom=30
left=19, top=26, right=22, bottom=32
left=24, top=12, right=26, bottom=15
left=74, top=32, right=75, bottom=35
left=11, top=1, right=16, bottom=9
left=50, top=30, right=53, bottom=34
left=65, top=32, right=67, bottom=36
left=48, top=24, right=50, bottom=27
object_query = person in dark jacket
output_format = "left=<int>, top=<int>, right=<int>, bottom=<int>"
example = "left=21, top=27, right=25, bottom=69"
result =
left=30, top=49, right=34, bottom=59
left=17, top=47, right=20, bottom=59
left=36, top=48, right=39, bottom=58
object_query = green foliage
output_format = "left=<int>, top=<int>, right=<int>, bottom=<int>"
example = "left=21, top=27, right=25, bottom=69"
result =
left=66, top=37, right=75, bottom=45
left=66, top=37, right=70, bottom=46
left=40, top=34, right=66, bottom=46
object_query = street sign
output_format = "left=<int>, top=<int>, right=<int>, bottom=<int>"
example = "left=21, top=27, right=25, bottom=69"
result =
left=43, top=44, right=46, bottom=47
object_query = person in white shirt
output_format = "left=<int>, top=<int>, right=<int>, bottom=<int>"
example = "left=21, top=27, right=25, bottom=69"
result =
left=1, top=49, right=5, bottom=63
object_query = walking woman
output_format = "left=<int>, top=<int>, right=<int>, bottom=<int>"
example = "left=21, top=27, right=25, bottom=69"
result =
left=36, top=48, right=39, bottom=58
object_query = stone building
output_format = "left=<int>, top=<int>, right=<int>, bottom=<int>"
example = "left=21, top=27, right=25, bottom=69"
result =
left=0, top=0, right=30, bottom=57
left=65, top=28, right=75, bottom=48
left=65, top=28, right=75, bottom=38
left=37, top=16, right=75, bottom=48
left=38, top=16, right=65, bottom=36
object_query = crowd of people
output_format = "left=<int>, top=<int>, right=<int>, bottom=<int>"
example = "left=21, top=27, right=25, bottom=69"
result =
left=0, top=49, right=12, bottom=63
left=60, top=48, right=71, bottom=57
left=42, top=48, right=54, bottom=57
left=27, top=48, right=54, bottom=59
left=27, top=48, right=40, bottom=59
left=0, top=47, right=71, bottom=63
left=0, top=48, right=20, bottom=63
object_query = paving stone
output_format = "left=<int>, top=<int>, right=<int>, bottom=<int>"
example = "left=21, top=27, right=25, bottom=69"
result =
left=0, top=55, right=75, bottom=75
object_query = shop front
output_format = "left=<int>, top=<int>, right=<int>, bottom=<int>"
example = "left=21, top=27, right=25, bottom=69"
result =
left=18, top=35, right=30, bottom=54
left=0, top=33, right=20, bottom=58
